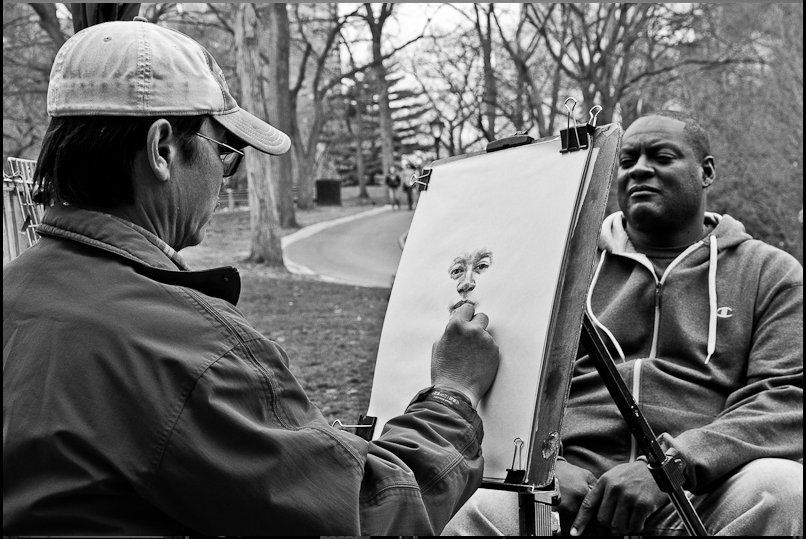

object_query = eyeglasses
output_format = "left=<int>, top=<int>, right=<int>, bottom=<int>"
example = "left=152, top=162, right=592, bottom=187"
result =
left=194, top=132, right=245, bottom=178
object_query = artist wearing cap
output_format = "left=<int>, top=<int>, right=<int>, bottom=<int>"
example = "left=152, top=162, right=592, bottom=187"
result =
left=3, top=20, right=500, bottom=535
left=444, top=111, right=802, bottom=536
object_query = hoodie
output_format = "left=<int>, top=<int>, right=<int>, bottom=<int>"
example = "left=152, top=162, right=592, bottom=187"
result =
left=562, top=212, right=803, bottom=494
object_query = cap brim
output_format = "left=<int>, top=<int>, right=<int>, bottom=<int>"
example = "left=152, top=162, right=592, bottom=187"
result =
left=213, top=108, right=291, bottom=155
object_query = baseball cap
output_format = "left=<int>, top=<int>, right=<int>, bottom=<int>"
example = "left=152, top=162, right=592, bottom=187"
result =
left=47, top=18, right=290, bottom=155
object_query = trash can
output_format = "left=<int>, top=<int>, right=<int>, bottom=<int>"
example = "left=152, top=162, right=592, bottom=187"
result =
left=315, top=179, right=341, bottom=206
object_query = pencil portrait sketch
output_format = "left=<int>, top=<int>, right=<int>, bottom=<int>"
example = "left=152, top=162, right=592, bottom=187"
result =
left=448, top=248, right=493, bottom=311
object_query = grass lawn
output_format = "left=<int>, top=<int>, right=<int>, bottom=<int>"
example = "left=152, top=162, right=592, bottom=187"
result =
left=181, top=184, right=392, bottom=425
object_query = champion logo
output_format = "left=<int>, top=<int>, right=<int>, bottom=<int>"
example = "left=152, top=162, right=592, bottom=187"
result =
left=716, top=307, right=733, bottom=318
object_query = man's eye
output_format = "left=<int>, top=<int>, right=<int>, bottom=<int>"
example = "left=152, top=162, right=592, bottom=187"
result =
left=450, top=267, right=464, bottom=278
left=619, top=157, right=635, bottom=168
left=475, top=262, right=489, bottom=272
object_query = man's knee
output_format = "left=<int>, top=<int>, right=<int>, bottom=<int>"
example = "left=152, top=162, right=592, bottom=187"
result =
left=705, top=458, right=803, bottom=536
left=734, top=458, right=803, bottom=507
left=442, top=489, right=520, bottom=536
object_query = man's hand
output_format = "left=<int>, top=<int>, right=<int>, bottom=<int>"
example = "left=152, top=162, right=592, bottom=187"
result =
left=570, top=460, right=667, bottom=535
left=554, top=459, right=597, bottom=534
left=431, top=302, right=500, bottom=407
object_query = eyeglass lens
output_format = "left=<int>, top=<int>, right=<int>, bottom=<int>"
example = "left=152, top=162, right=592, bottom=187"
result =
left=221, top=151, right=243, bottom=177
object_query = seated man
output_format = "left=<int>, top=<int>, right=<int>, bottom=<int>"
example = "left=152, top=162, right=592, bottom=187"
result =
left=444, top=111, right=803, bottom=536
left=3, top=19, right=501, bottom=535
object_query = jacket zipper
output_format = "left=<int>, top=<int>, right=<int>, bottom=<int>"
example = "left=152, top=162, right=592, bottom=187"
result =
left=628, top=242, right=703, bottom=462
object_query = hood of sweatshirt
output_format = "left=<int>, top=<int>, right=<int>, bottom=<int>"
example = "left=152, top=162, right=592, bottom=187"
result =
left=588, top=212, right=752, bottom=364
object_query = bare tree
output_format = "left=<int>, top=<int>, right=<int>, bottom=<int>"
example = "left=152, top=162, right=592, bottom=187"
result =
left=287, top=3, right=355, bottom=210
left=493, top=4, right=563, bottom=137
left=262, top=3, right=297, bottom=228
left=472, top=4, right=498, bottom=141
left=29, top=3, right=67, bottom=49
left=3, top=3, right=66, bottom=162
left=361, top=3, right=395, bottom=181
left=234, top=3, right=284, bottom=266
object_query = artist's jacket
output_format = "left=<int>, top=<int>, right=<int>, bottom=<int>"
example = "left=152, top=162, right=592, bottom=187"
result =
left=3, top=205, right=483, bottom=535
left=563, top=212, right=803, bottom=494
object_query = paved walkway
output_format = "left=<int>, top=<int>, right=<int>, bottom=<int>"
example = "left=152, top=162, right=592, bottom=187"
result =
left=283, top=206, right=415, bottom=288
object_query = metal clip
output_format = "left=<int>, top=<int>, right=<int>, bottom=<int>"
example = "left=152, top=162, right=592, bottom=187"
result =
left=560, top=97, right=589, bottom=153
left=412, top=168, right=432, bottom=192
left=332, top=414, right=377, bottom=441
left=504, top=437, right=526, bottom=484
left=332, top=419, right=367, bottom=429
left=588, top=105, right=603, bottom=128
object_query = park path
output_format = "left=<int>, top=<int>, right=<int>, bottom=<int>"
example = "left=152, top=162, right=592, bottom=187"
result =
left=283, top=207, right=415, bottom=288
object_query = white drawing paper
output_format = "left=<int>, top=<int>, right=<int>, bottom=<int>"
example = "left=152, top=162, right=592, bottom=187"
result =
left=368, top=138, right=597, bottom=481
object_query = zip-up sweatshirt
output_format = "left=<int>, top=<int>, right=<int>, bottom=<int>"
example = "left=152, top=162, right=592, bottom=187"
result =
left=562, top=211, right=803, bottom=494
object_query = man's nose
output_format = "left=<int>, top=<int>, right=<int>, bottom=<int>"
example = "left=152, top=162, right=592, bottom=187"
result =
left=629, top=155, right=653, bottom=180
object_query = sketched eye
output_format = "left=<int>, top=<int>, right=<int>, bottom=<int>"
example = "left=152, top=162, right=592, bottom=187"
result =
left=449, top=265, right=465, bottom=279
left=474, top=256, right=492, bottom=273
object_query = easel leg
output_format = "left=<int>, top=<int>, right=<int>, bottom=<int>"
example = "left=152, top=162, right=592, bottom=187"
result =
left=518, top=491, right=557, bottom=536
left=581, top=313, right=708, bottom=536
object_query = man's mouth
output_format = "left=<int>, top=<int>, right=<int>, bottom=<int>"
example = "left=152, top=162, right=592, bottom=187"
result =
left=628, top=185, right=660, bottom=196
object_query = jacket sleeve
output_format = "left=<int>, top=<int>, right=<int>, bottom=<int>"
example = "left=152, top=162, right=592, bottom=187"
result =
left=663, top=260, right=803, bottom=493
left=143, top=336, right=483, bottom=535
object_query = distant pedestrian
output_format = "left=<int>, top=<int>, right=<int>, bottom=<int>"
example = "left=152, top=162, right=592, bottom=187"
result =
left=385, top=165, right=402, bottom=210
left=402, top=161, right=417, bottom=211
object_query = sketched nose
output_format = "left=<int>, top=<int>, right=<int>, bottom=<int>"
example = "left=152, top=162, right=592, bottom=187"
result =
left=457, top=280, right=475, bottom=295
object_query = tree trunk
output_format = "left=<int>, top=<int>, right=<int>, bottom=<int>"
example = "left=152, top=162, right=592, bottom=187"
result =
left=266, top=3, right=298, bottom=226
left=234, top=4, right=284, bottom=266
left=295, top=154, right=317, bottom=208
left=366, top=4, right=395, bottom=179
left=476, top=4, right=497, bottom=141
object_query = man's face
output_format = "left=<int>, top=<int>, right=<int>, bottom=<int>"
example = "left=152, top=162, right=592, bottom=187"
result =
left=616, top=116, right=711, bottom=236
left=172, top=122, right=228, bottom=249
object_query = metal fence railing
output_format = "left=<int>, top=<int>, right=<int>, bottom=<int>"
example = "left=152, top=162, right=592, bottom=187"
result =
left=3, top=157, right=43, bottom=264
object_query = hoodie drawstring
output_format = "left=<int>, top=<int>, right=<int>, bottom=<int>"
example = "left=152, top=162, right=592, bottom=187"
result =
left=586, top=250, right=626, bottom=361
left=705, top=235, right=718, bottom=364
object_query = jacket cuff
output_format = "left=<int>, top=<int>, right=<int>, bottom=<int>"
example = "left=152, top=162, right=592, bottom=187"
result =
left=408, top=386, right=480, bottom=432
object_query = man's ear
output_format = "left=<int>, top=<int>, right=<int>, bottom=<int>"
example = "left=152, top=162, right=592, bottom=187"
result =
left=146, top=119, right=175, bottom=183
left=701, top=155, right=716, bottom=188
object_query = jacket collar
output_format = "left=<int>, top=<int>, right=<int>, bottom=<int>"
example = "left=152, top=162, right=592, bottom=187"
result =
left=37, top=204, right=241, bottom=305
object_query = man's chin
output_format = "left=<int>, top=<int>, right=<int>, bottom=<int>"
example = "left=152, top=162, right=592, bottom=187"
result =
left=625, top=203, right=666, bottom=225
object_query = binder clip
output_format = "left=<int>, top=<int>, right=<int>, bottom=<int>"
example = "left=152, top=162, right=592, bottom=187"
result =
left=560, top=97, right=589, bottom=153
left=332, top=414, right=377, bottom=441
left=504, top=437, right=526, bottom=484
left=486, top=131, right=535, bottom=153
left=411, top=169, right=432, bottom=192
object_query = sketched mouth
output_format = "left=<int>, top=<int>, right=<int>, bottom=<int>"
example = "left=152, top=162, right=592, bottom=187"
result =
left=449, top=298, right=477, bottom=312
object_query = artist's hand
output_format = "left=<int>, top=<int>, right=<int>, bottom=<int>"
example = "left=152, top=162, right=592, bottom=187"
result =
left=570, top=460, right=667, bottom=535
left=554, top=459, right=596, bottom=534
left=431, top=301, right=500, bottom=407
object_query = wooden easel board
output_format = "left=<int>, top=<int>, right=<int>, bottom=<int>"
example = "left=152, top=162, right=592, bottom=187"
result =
left=366, top=125, right=621, bottom=485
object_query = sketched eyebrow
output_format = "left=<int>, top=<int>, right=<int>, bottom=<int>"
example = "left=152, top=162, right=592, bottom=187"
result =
left=450, top=256, right=466, bottom=268
left=472, top=249, right=492, bottom=264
